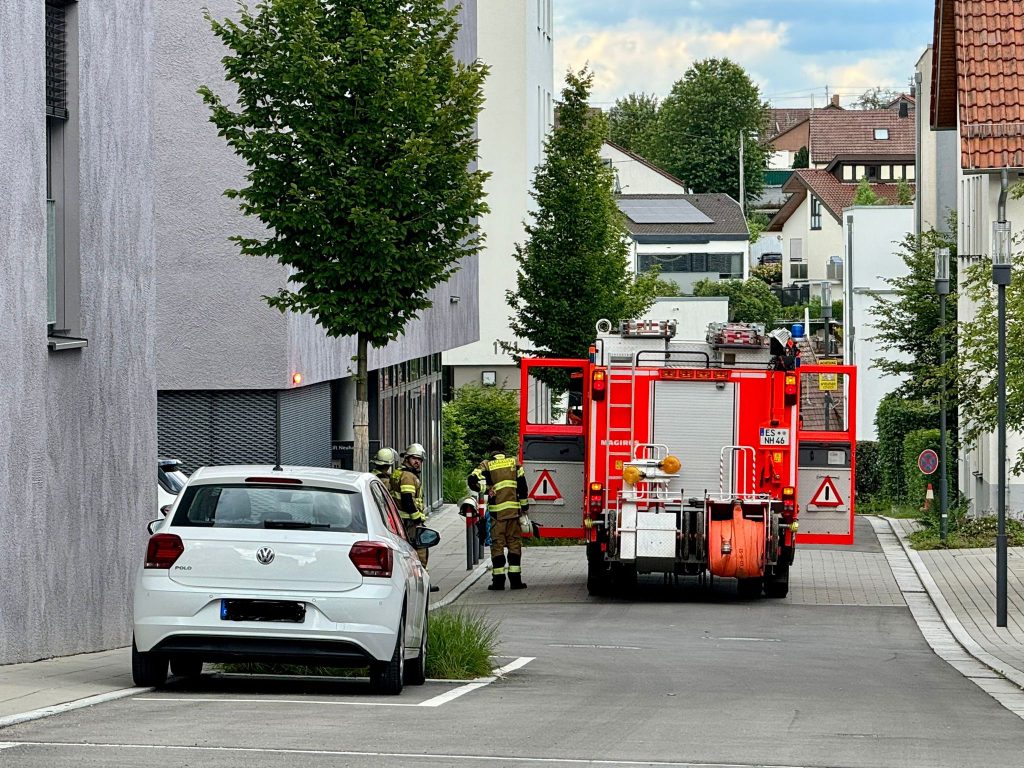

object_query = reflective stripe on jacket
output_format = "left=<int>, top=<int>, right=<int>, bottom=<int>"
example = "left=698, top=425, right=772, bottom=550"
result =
left=467, top=452, right=530, bottom=521
left=394, top=465, right=425, bottom=521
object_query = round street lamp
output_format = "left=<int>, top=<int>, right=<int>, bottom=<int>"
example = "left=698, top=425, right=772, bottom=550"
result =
left=935, top=247, right=950, bottom=544
left=992, top=218, right=1011, bottom=628
left=819, top=280, right=833, bottom=357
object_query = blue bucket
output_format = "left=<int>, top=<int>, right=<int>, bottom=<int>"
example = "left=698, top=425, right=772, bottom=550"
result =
left=791, top=323, right=805, bottom=339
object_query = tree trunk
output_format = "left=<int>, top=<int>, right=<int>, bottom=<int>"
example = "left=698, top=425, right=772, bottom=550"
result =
left=353, top=331, right=370, bottom=472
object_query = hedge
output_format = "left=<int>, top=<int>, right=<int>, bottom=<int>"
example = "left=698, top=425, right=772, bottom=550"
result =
left=855, top=440, right=881, bottom=500
left=902, top=429, right=941, bottom=508
left=875, top=394, right=938, bottom=503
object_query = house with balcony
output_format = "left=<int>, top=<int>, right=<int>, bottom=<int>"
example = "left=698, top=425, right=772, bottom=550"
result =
left=767, top=108, right=916, bottom=289
left=929, top=0, right=1024, bottom=514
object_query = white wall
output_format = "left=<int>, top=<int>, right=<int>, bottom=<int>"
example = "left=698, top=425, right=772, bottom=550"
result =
left=444, top=0, right=553, bottom=370
left=842, top=205, right=914, bottom=440
left=779, top=194, right=844, bottom=285
left=639, top=297, right=730, bottom=339
left=631, top=238, right=750, bottom=293
left=601, top=142, right=688, bottom=194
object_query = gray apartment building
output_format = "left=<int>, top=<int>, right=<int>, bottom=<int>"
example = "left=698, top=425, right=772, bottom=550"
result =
left=1, top=0, right=479, bottom=665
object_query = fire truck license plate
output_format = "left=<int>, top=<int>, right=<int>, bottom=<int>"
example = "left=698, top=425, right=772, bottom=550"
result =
left=759, top=428, right=790, bottom=446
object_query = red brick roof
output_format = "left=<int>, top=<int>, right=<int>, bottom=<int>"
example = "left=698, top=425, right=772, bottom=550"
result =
left=810, top=109, right=916, bottom=164
left=932, top=0, right=1024, bottom=169
left=768, top=108, right=811, bottom=138
left=767, top=170, right=913, bottom=230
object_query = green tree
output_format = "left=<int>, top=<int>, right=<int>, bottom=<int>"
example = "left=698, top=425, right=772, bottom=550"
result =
left=607, top=92, right=659, bottom=157
left=692, top=277, right=782, bottom=328
left=896, top=178, right=915, bottom=205
left=853, top=176, right=882, bottom=205
left=851, top=86, right=900, bottom=110
left=199, top=0, right=488, bottom=470
left=868, top=227, right=957, bottom=405
left=447, top=384, right=520, bottom=465
left=959, top=241, right=1024, bottom=473
left=649, top=58, right=770, bottom=203
left=747, top=211, right=769, bottom=244
left=504, top=68, right=659, bottom=363
left=792, top=145, right=809, bottom=169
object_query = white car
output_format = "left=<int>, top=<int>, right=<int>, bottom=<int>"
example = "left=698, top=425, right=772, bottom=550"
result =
left=132, top=465, right=438, bottom=695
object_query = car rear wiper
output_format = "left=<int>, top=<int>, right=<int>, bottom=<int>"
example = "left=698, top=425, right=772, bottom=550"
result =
left=263, top=520, right=331, bottom=529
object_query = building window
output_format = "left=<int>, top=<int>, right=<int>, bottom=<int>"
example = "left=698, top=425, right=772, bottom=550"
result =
left=842, top=165, right=854, bottom=182
left=874, top=128, right=889, bottom=140
left=791, top=262, right=808, bottom=280
left=637, top=252, right=743, bottom=279
left=789, top=237, right=806, bottom=280
left=810, top=197, right=822, bottom=230
left=46, top=0, right=81, bottom=344
left=880, top=165, right=892, bottom=181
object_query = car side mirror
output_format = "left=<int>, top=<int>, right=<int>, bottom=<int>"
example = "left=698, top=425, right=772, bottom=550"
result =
left=147, top=519, right=164, bottom=535
left=415, top=527, right=440, bottom=549
left=160, top=504, right=172, bottom=517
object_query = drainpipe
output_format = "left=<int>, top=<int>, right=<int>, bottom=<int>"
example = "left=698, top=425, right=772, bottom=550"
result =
left=915, top=71, right=923, bottom=237
left=998, top=167, right=1009, bottom=222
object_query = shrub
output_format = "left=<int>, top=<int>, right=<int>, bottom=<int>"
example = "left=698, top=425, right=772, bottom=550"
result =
left=426, top=607, right=499, bottom=679
left=447, top=384, right=520, bottom=463
left=442, top=465, right=470, bottom=504
left=875, top=394, right=938, bottom=503
left=442, top=401, right=468, bottom=470
left=903, top=429, right=941, bottom=511
left=856, top=440, right=882, bottom=502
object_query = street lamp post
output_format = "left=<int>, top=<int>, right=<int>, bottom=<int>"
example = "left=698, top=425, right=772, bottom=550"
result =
left=820, top=280, right=832, bottom=357
left=992, top=216, right=1011, bottom=628
left=935, top=246, right=950, bottom=544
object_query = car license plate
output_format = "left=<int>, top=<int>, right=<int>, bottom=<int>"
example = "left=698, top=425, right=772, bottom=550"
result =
left=759, top=428, right=790, bottom=446
left=221, top=599, right=306, bottom=623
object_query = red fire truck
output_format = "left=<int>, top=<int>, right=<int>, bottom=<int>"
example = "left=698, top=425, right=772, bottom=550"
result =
left=518, top=318, right=857, bottom=598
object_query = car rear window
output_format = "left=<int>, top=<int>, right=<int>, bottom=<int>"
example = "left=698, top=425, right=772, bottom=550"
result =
left=171, top=484, right=367, bottom=532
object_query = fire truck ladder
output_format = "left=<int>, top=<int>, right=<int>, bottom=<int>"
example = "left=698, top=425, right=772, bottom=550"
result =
left=604, top=358, right=639, bottom=500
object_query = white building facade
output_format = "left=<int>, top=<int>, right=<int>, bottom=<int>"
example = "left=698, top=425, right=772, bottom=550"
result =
left=444, top=0, right=554, bottom=392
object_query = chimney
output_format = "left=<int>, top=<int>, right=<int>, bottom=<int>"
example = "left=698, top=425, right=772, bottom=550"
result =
left=831, top=94, right=840, bottom=108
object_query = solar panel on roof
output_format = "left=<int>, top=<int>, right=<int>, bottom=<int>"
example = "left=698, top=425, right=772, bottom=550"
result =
left=617, top=198, right=714, bottom=224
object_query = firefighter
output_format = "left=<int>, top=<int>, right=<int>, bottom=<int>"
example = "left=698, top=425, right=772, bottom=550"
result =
left=393, top=443, right=431, bottom=569
left=468, top=437, right=530, bottom=591
left=371, top=447, right=397, bottom=485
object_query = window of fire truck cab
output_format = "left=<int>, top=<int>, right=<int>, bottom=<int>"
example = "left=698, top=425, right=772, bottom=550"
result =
left=798, top=370, right=849, bottom=433
left=525, top=366, right=585, bottom=425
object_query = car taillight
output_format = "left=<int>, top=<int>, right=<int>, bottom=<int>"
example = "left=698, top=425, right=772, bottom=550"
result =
left=145, top=534, right=184, bottom=569
left=349, top=541, right=393, bottom=578
left=592, top=369, right=607, bottom=401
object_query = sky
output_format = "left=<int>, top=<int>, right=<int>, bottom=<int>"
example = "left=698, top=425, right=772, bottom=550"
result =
left=553, top=0, right=935, bottom=109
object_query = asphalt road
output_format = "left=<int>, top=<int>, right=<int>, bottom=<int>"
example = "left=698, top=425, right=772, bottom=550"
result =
left=2, top=520, right=1022, bottom=767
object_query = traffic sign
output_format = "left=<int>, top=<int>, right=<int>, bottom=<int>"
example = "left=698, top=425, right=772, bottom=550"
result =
left=918, top=449, right=939, bottom=475
left=529, top=469, right=563, bottom=502
left=809, top=476, right=844, bottom=508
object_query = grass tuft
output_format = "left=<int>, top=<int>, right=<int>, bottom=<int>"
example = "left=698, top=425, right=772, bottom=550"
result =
left=426, top=607, right=499, bottom=679
left=910, top=516, right=1024, bottom=550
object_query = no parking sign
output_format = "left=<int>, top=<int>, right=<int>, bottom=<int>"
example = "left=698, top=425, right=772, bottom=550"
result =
left=918, top=449, right=939, bottom=475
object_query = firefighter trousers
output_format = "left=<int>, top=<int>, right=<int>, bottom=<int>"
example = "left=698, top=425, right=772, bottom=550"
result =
left=403, top=519, right=429, bottom=567
left=489, top=516, right=525, bottom=590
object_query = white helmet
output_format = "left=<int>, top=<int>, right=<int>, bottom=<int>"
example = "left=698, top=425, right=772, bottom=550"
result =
left=373, top=447, right=397, bottom=467
left=403, top=443, right=427, bottom=460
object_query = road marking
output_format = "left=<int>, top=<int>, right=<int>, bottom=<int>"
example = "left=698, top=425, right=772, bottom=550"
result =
left=716, top=637, right=781, bottom=643
left=135, top=657, right=536, bottom=710
left=0, top=687, right=150, bottom=730
left=547, top=644, right=642, bottom=650
left=0, top=741, right=817, bottom=767
left=0, top=743, right=21, bottom=750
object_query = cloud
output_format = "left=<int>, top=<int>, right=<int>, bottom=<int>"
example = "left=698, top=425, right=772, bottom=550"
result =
left=554, top=8, right=929, bottom=108
left=556, top=18, right=789, bottom=105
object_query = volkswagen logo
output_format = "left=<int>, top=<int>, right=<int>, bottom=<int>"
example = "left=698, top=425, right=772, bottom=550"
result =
left=256, top=547, right=275, bottom=565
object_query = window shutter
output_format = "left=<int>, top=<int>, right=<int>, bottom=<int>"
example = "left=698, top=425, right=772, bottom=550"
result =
left=46, top=0, right=68, bottom=120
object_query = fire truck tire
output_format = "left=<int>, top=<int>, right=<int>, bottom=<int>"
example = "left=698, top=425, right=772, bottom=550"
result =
left=611, top=563, right=637, bottom=596
left=764, top=565, right=790, bottom=598
left=736, top=577, right=763, bottom=599
left=586, top=543, right=612, bottom=596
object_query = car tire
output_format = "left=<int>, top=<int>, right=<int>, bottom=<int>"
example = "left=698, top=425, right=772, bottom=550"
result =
left=764, top=564, right=790, bottom=599
left=131, top=638, right=168, bottom=688
left=404, top=608, right=428, bottom=686
left=170, top=657, right=204, bottom=679
left=370, top=619, right=405, bottom=695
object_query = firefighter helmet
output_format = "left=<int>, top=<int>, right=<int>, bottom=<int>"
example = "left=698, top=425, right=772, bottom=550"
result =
left=372, top=447, right=397, bottom=468
left=403, top=443, right=427, bottom=460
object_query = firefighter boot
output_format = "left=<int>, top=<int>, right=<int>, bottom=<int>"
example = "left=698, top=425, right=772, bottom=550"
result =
left=488, top=559, right=507, bottom=591
left=508, top=555, right=527, bottom=590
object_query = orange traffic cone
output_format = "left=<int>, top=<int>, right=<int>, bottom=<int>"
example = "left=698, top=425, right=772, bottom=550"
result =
left=924, top=483, right=934, bottom=512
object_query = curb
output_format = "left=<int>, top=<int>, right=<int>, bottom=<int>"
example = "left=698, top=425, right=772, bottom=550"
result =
left=430, top=561, right=489, bottom=612
left=878, top=515, right=1024, bottom=691
left=0, top=686, right=151, bottom=731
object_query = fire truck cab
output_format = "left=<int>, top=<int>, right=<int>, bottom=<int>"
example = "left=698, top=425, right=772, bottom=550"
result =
left=519, top=318, right=857, bottom=598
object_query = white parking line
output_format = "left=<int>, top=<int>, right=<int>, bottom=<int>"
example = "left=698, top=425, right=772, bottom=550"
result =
left=0, top=741, right=814, bottom=767
left=548, top=644, right=641, bottom=650
left=0, top=742, right=21, bottom=750
left=135, top=657, right=536, bottom=710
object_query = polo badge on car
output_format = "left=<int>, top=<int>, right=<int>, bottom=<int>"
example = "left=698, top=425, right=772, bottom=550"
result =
left=256, top=547, right=275, bottom=565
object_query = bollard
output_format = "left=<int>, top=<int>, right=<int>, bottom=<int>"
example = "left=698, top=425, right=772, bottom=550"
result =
left=459, top=496, right=479, bottom=571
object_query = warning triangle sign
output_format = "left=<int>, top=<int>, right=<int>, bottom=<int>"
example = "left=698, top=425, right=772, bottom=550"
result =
left=529, top=470, right=562, bottom=502
left=809, top=476, right=844, bottom=508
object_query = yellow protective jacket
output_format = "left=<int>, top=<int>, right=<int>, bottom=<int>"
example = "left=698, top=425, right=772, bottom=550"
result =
left=467, top=452, right=530, bottom=521
left=392, top=463, right=425, bottom=521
